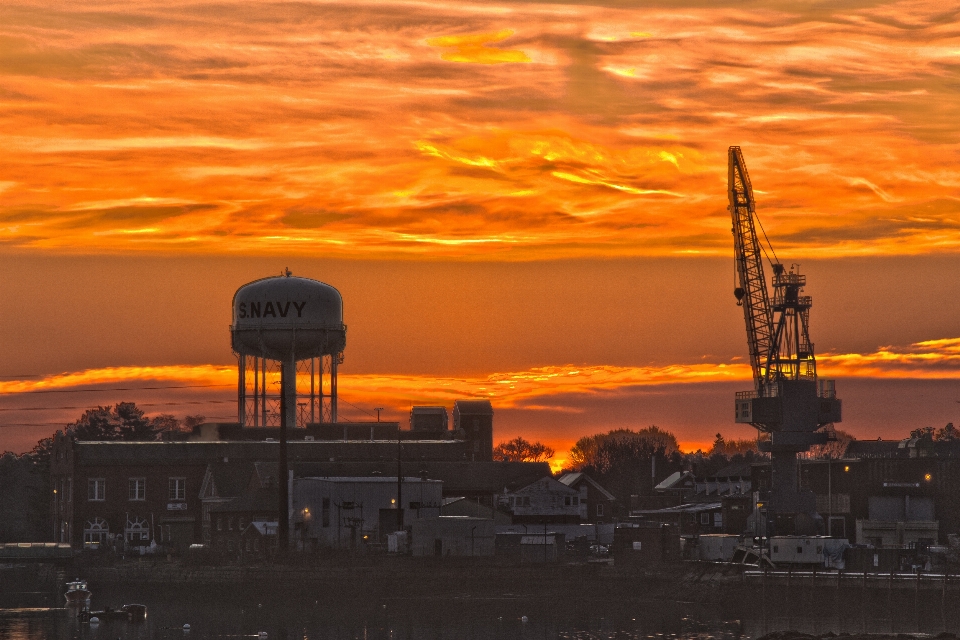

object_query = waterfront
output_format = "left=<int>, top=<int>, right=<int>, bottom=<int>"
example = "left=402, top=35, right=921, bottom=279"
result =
left=2, top=577, right=960, bottom=640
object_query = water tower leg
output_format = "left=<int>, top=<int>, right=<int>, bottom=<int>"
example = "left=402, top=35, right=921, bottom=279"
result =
left=261, top=358, right=268, bottom=427
left=253, top=356, right=259, bottom=427
left=278, top=353, right=292, bottom=553
left=281, top=358, right=297, bottom=429
left=238, top=354, right=246, bottom=426
left=331, top=358, right=338, bottom=423
left=310, top=358, right=316, bottom=424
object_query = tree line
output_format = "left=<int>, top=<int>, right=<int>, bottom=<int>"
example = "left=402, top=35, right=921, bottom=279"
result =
left=0, top=403, right=202, bottom=542
left=4, top=399, right=958, bottom=541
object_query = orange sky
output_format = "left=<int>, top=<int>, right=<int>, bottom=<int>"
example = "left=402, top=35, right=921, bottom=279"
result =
left=1, top=0, right=960, bottom=460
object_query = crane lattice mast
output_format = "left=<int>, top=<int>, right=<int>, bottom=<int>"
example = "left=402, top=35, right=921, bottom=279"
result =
left=729, top=147, right=774, bottom=395
left=728, top=146, right=842, bottom=535
left=730, top=147, right=821, bottom=409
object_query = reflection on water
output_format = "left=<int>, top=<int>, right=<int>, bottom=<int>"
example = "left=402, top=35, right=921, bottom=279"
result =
left=1, top=577, right=957, bottom=640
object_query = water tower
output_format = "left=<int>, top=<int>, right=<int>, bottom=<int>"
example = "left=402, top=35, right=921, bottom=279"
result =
left=231, top=271, right=347, bottom=428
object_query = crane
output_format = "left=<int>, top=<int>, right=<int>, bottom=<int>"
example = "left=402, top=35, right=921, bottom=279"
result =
left=728, top=146, right=842, bottom=535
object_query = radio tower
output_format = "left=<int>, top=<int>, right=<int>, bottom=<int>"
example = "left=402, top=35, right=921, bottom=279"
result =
left=729, top=146, right=842, bottom=535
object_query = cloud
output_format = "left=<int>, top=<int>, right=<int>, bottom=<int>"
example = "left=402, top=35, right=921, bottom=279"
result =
left=3, top=334, right=959, bottom=458
left=426, top=29, right=531, bottom=65
left=1, top=0, right=959, bottom=258
left=4, top=334, right=958, bottom=414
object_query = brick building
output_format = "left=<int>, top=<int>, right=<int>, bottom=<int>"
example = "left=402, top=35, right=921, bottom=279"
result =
left=453, top=400, right=494, bottom=462
left=50, top=429, right=546, bottom=552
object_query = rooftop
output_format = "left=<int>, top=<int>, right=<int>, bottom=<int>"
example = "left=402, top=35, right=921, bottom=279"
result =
left=453, top=400, right=493, bottom=415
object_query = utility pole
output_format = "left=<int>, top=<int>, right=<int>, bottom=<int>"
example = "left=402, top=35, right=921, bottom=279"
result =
left=396, top=428, right=403, bottom=533
left=278, top=353, right=293, bottom=554
left=828, top=457, right=833, bottom=536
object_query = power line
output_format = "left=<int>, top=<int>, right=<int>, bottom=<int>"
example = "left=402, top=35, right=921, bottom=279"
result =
left=2, top=383, right=234, bottom=395
left=337, top=396, right=379, bottom=420
left=0, top=399, right=233, bottom=412
left=0, top=416, right=238, bottom=429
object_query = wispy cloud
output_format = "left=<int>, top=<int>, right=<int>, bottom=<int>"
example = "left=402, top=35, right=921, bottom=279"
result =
left=6, top=337, right=959, bottom=401
left=1, top=0, right=959, bottom=256
left=426, top=29, right=531, bottom=64
left=0, top=330, right=955, bottom=466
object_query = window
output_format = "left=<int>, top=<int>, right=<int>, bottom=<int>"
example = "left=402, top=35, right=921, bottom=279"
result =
left=322, top=498, right=330, bottom=528
left=83, top=517, right=109, bottom=545
left=217, top=517, right=223, bottom=531
left=169, top=477, right=186, bottom=501
left=88, top=478, right=105, bottom=501
left=125, top=516, right=149, bottom=543
left=67, top=478, right=72, bottom=502
left=129, top=478, right=146, bottom=501
left=564, top=497, right=571, bottom=506
left=714, top=513, right=723, bottom=527
left=228, top=517, right=234, bottom=531
left=596, top=503, right=604, bottom=517
left=238, top=518, right=245, bottom=531
left=700, top=512, right=710, bottom=525
left=573, top=497, right=579, bottom=506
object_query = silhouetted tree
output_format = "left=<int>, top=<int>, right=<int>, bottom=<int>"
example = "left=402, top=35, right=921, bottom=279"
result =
left=708, top=433, right=761, bottom=456
left=183, top=415, right=206, bottom=429
left=568, top=426, right=679, bottom=470
left=568, top=427, right=682, bottom=512
left=10, top=403, right=186, bottom=541
left=0, top=452, right=47, bottom=541
left=493, top=437, right=555, bottom=462
left=910, top=425, right=936, bottom=440
left=806, top=429, right=854, bottom=459
left=936, top=423, right=959, bottom=441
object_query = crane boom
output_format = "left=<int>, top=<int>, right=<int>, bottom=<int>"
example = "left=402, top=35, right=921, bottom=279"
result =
left=728, top=147, right=774, bottom=393
left=728, top=145, right=842, bottom=536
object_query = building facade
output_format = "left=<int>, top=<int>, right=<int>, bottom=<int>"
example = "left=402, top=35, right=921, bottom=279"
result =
left=293, top=477, right=442, bottom=549
left=499, top=476, right=582, bottom=524
left=50, top=434, right=209, bottom=552
left=557, top=472, right=617, bottom=523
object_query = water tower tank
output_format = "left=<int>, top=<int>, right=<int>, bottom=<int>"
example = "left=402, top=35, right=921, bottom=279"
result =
left=231, top=274, right=346, bottom=361
left=231, top=272, right=346, bottom=428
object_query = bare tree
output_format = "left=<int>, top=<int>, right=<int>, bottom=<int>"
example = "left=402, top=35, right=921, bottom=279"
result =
left=493, top=437, right=555, bottom=462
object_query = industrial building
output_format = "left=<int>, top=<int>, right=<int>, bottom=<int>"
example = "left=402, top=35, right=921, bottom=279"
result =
left=410, top=516, right=495, bottom=557
left=48, top=272, right=548, bottom=554
left=50, top=435, right=547, bottom=552
left=293, top=477, right=442, bottom=549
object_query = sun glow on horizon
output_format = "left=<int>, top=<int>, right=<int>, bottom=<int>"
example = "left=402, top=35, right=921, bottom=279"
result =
left=4, top=336, right=959, bottom=461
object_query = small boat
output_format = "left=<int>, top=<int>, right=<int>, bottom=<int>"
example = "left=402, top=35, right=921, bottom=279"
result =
left=121, top=603, right=147, bottom=621
left=78, top=604, right=147, bottom=623
left=64, top=579, right=91, bottom=606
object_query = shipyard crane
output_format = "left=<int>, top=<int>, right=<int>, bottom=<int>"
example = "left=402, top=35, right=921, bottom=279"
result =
left=728, top=146, right=842, bottom=535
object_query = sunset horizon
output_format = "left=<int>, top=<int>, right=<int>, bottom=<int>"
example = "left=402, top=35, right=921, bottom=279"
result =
left=3, top=0, right=960, bottom=469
